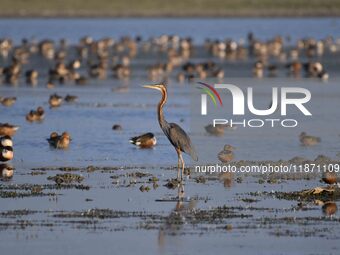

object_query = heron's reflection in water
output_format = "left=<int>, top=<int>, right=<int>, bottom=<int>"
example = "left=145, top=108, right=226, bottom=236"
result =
left=158, top=183, right=197, bottom=252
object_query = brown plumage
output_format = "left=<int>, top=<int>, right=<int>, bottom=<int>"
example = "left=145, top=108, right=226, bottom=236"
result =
left=299, top=132, right=321, bottom=146
left=0, top=97, right=16, bottom=107
left=218, top=145, right=235, bottom=163
left=49, top=93, right=63, bottom=107
left=130, top=133, right=157, bottom=148
left=322, top=202, right=337, bottom=216
left=0, top=163, right=14, bottom=179
left=322, top=171, right=338, bottom=185
left=26, top=106, right=45, bottom=122
left=0, top=123, right=19, bottom=136
left=47, top=132, right=71, bottom=149
left=205, top=124, right=224, bottom=136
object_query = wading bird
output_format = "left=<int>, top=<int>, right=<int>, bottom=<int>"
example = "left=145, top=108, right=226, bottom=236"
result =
left=143, top=84, right=198, bottom=181
left=218, top=144, right=235, bottom=163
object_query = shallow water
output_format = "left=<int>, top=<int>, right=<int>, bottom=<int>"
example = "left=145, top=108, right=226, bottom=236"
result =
left=1, top=18, right=340, bottom=255
left=0, top=18, right=340, bottom=44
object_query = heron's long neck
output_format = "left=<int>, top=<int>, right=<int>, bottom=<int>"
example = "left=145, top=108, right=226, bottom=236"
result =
left=158, top=89, right=168, bottom=129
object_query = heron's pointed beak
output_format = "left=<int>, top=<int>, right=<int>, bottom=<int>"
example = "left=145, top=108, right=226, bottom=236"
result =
left=142, top=85, right=158, bottom=90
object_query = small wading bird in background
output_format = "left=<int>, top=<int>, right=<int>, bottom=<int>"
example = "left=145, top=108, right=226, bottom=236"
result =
left=218, top=144, right=235, bottom=163
left=299, top=132, right=321, bottom=146
left=143, top=84, right=198, bottom=181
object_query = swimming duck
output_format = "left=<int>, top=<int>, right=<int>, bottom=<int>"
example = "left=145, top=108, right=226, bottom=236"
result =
left=47, top=132, right=71, bottom=149
left=49, top=93, right=63, bottom=107
left=252, top=61, right=264, bottom=78
left=299, top=132, right=321, bottom=146
left=26, top=106, right=45, bottom=122
left=205, top=124, right=225, bottom=136
left=64, top=94, right=78, bottom=103
left=0, top=163, right=14, bottom=179
left=130, top=133, right=157, bottom=148
left=25, top=69, right=38, bottom=85
left=0, top=97, right=16, bottom=107
left=0, top=146, right=13, bottom=162
left=218, top=145, right=235, bottom=163
left=0, top=123, right=19, bottom=136
left=0, top=136, right=13, bottom=147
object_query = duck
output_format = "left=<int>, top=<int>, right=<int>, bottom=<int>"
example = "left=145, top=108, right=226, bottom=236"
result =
left=0, top=163, right=14, bottom=179
left=0, top=123, right=19, bottom=136
left=0, top=136, right=13, bottom=147
left=25, top=69, right=38, bottom=85
left=205, top=124, right=225, bottom=136
left=218, top=145, right=235, bottom=163
left=0, top=146, right=13, bottom=162
left=49, top=93, right=63, bottom=107
left=0, top=97, right=16, bottom=107
left=47, top=132, right=71, bottom=149
left=112, top=124, right=123, bottom=131
left=130, top=133, right=157, bottom=148
left=65, top=94, right=78, bottom=103
left=252, top=61, right=264, bottom=78
left=299, top=132, right=321, bottom=146
left=26, top=106, right=45, bottom=122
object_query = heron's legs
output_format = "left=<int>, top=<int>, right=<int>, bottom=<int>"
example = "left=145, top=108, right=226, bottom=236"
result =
left=179, top=152, right=185, bottom=182
left=176, top=149, right=181, bottom=181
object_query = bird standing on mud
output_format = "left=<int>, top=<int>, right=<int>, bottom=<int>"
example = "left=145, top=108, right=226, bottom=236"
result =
left=218, top=144, right=235, bottom=163
left=143, top=84, right=198, bottom=181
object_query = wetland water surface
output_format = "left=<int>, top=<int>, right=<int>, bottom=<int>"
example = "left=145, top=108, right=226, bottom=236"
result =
left=1, top=18, right=340, bottom=255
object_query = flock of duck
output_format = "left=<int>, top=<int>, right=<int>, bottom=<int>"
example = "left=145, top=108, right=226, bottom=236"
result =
left=0, top=33, right=336, bottom=86
left=0, top=32, right=338, bottom=184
